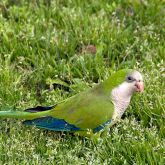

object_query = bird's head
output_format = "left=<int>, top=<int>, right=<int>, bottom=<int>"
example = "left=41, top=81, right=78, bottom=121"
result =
left=112, top=69, right=144, bottom=99
left=125, top=70, right=144, bottom=93
left=103, top=69, right=144, bottom=96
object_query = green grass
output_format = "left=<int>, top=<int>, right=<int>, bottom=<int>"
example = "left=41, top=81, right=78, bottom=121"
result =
left=0, top=0, right=164, bottom=164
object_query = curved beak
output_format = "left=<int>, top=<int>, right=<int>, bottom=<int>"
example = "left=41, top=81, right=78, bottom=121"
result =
left=135, top=81, right=144, bottom=92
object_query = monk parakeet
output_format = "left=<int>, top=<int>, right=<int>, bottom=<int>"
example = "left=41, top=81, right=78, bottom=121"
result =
left=0, top=69, right=144, bottom=137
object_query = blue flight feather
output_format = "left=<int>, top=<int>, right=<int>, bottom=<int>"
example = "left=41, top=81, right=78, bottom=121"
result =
left=23, top=117, right=111, bottom=133
left=23, top=117, right=80, bottom=131
left=93, top=119, right=111, bottom=133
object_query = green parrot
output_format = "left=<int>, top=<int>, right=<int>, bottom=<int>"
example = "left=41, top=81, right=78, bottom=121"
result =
left=0, top=69, right=144, bottom=137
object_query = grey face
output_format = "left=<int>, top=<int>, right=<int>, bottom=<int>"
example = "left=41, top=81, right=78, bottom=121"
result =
left=126, top=70, right=143, bottom=83
left=125, top=70, right=144, bottom=92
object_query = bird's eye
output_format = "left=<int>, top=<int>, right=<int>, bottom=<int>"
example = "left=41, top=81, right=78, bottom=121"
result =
left=126, top=76, right=134, bottom=82
left=128, top=76, right=132, bottom=80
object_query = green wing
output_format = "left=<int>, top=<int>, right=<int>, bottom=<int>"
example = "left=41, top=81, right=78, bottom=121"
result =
left=49, top=85, right=114, bottom=130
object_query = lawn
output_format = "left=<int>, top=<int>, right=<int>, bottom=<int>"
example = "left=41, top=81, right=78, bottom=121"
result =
left=0, top=0, right=164, bottom=164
